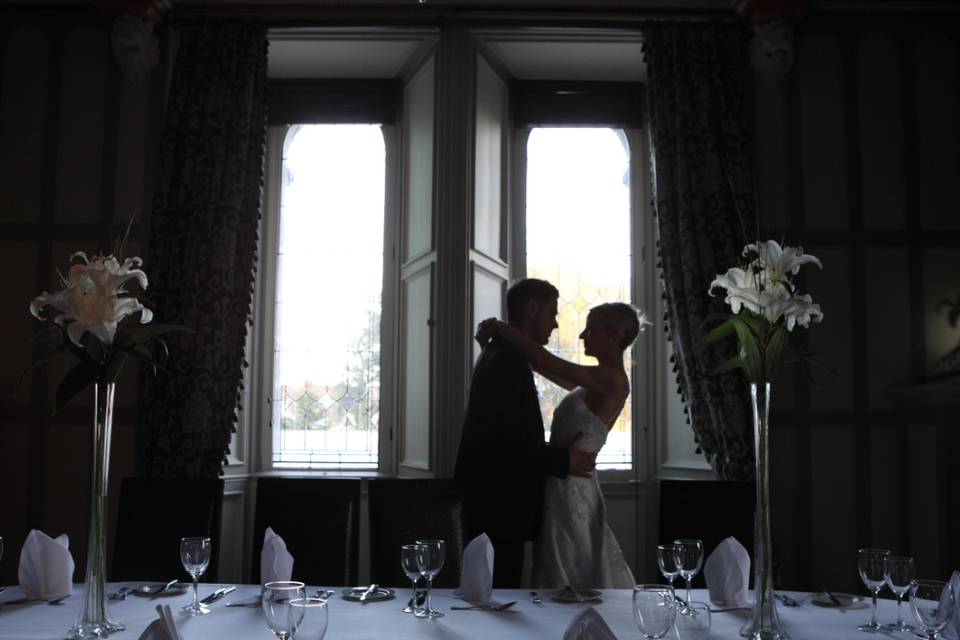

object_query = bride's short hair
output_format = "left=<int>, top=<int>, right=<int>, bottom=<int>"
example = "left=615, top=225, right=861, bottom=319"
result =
left=590, top=302, right=650, bottom=350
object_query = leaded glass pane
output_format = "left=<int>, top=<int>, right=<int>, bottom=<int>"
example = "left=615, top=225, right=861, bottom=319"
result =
left=526, top=127, right=633, bottom=469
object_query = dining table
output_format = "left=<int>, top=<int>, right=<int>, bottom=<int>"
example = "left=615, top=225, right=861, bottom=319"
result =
left=0, top=583, right=911, bottom=639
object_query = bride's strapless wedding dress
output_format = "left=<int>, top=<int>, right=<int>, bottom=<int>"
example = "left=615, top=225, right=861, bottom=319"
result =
left=533, top=387, right=636, bottom=589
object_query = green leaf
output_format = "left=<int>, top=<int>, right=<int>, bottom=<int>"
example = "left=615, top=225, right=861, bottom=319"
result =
left=763, top=323, right=790, bottom=381
left=104, top=351, right=128, bottom=383
left=707, top=355, right=746, bottom=377
left=697, top=318, right=736, bottom=348
left=54, top=360, right=99, bottom=415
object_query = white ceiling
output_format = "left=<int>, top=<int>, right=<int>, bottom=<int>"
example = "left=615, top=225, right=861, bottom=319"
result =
left=268, top=30, right=646, bottom=81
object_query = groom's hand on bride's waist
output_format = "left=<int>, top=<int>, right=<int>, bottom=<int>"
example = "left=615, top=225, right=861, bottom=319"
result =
left=567, top=432, right=597, bottom=478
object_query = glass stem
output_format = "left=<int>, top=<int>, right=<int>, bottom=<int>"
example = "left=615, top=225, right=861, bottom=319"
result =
left=193, top=574, right=199, bottom=607
left=896, top=594, right=903, bottom=625
left=426, top=577, right=433, bottom=614
left=686, top=576, right=692, bottom=604
left=411, top=578, right=418, bottom=610
left=871, top=590, right=879, bottom=627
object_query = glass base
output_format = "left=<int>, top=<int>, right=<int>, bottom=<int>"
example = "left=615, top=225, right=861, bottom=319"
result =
left=415, top=608, right=444, bottom=619
left=858, top=622, right=883, bottom=632
left=66, top=614, right=124, bottom=638
left=182, top=602, right=211, bottom=616
left=884, top=621, right=914, bottom=632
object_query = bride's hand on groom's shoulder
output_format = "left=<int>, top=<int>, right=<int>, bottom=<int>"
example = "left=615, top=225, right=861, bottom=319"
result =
left=475, top=317, right=499, bottom=347
left=567, top=432, right=597, bottom=478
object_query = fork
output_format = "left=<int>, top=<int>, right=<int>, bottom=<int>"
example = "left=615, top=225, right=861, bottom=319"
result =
left=450, top=601, right=518, bottom=611
left=775, top=593, right=800, bottom=607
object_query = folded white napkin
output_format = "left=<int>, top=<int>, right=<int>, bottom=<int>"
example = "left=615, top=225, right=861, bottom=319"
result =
left=454, top=533, right=497, bottom=606
left=703, top=536, right=751, bottom=606
left=563, top=606, right=618, bottom=640
left=137, top=605, right=183, bottom=640
left=17, top=529, right=75, bottom=601
left=940, top=571, right=960, bottom=640
left=261, top=527, right=294, bottom=584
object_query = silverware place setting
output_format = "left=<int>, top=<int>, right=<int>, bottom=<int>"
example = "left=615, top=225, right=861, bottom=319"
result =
left=776, top=593, right=801, bottom=607
left=199, top=586, right=236, bottom=605
left=530, top=591, right=542, bottom=605
left=108, top=587, right=133, bottom=601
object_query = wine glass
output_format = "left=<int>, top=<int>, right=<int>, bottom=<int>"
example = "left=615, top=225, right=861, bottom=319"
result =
left=657, top=544, right=681, bottom=590
left=673, top=539, right=704, bottom=605
left=414, top=539, right=445, bottom=619
left=401, top=544, right=426, bottom=614
left=675, top=600, right=711, bottom=640
left=179, top=536, right=212, bottom=616
left=857, top=548, right=890, bottom=632
left=883, top=555, right=915, bottom=631
left=910, top=579, right=955, bottom=640
left=262, top=581, right=306, bottom=640
left=289, top=597, right=329, bottom=640
left=633, top=584, right=677, bottom=639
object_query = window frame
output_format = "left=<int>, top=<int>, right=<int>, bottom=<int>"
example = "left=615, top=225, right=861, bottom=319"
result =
left=510, top=123, right=653, bottom=483
left=249, top=122, right=401, bottom=476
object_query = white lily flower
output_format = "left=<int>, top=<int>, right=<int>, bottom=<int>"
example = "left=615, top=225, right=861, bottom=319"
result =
left=744, top=239, right=822, bottom=285
left=710, top=267, right=791, bottom=322
left=781, top=293, right=823, bottom=330
left=30, top=253, right=152, bottom=346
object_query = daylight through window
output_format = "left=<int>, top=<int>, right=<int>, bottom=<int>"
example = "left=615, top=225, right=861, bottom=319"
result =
left=526, top=127, right=633, bottom=469
left=272, top=124, right=385, bottom=469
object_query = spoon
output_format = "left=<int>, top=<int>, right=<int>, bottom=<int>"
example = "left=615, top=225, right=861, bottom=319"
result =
left=530, top=591, right=542, bottom=605
left=450, top=601, right=518, bottom=611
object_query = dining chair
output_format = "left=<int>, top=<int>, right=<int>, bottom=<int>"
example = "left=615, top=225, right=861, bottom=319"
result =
left=110, top=477, right=224, bottom=582
left=657, top=479, right=757, bottom=588
left=250, top=477, right=361, bottom=587
left=367, top=478, right=466, bottom=588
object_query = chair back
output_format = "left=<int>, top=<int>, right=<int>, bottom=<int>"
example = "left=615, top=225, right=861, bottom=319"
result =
left=111, top=477, right=224, bottom=582
left=368, top=479, right=465, bottom=588
left=251, top=477, right=360, bottom=587
left=657, top=479, right=756, bottom=588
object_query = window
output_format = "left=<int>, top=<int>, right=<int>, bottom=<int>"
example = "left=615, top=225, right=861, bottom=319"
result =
left=524, top=127, right=634, bottom=470
left=269, top=124, right=386, bottom=470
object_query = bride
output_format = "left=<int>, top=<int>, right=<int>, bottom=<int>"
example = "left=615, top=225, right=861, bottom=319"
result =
left=476, top=302, right=645, bottom=589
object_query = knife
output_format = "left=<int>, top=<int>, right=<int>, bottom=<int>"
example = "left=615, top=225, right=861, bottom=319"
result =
left=358, top=584, right=379, bottom=603
left=151, top=579, right=180, bottom=598
left=200, top=586, right=235, bottom=605
left=824, top=591, right=843, bottom=606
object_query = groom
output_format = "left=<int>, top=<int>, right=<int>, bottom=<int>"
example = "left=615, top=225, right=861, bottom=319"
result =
left=454, top=278, right=596, bottom=587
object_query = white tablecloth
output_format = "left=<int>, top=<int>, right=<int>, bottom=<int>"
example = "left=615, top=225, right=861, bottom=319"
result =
left=0, top=584, right=903, bottom=639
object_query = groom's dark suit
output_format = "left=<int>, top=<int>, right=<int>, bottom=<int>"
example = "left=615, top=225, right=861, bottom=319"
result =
left=454, top=336, right=569, bottom=587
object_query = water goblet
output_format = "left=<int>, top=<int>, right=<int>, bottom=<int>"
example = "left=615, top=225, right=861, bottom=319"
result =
left=289, top=597, right=328, bottom=640
left=857, top=548, right=890, bottom=632
left=262, top=581, right=306, bottom=640
left=179, top=536, right=212, bottom=616
left=883, top=555, right=915, bottom=631
left=414, top=539, right=445, bottom=619
left=673, top=539, right=704, bottom=606
left=910, top=579, right=955, bottom=640
left=401, top=544, right=426, bottom=614
left=633, top=584, right=677, bottom=639
left=657, top=544, right=681, bottom=591
left=675, top=600, right=711, bottom=640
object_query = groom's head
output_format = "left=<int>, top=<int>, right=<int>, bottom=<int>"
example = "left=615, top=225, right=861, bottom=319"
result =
left=506, top=278, right=560, bottom=345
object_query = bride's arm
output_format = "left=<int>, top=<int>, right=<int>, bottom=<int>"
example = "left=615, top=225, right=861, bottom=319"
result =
left=484, top=319, right=617, bottom=393
left=532, top=364, right=576, bottom=391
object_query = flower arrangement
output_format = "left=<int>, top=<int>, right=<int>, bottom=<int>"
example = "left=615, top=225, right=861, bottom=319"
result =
left=700, top=239, right=824, bottom=383
left=24, top=250, right=182, bottom=412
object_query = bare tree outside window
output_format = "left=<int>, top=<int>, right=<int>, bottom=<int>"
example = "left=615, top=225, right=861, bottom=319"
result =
left=272, top=125, right=385, bottom=469
left=526, top=127, right=633, bottom=469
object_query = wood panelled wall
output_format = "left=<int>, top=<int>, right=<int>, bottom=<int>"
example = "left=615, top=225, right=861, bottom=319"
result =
left=758, top=14, right=960, bottom=592
left=0, top=9, right=164, bottom=586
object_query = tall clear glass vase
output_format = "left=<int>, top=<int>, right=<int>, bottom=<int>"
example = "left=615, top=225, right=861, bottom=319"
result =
left=67, top=382, right=124, bottom=639
left=741, top=382, right=789, bottom=640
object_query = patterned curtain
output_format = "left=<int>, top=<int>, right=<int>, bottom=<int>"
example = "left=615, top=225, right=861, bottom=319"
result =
left=642, top=22, right=757, bottom=481
left=140, top=20, right=267, bottom=478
